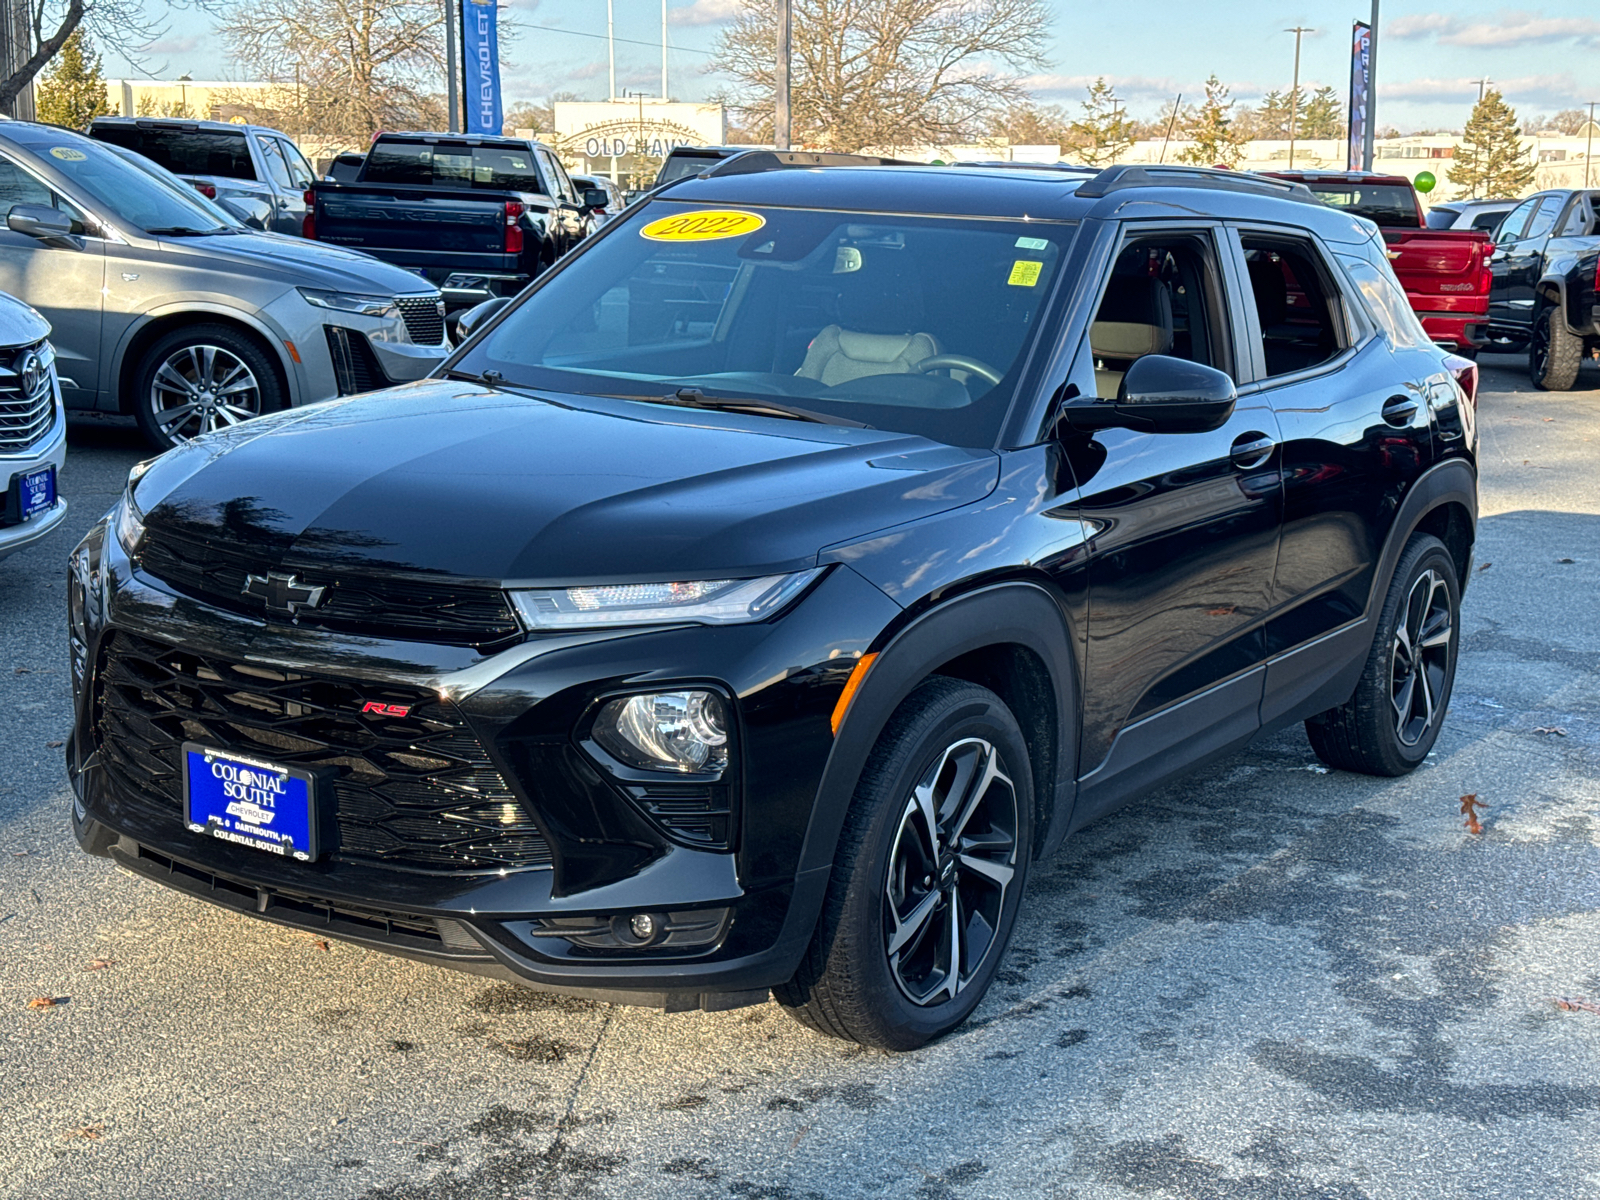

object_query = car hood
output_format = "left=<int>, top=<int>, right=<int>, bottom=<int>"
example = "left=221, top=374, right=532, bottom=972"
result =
left=149, top=229, right=434, bottom=295
left=135, top=380, right=1000, bottom=584
left=0, top=292, right=50, bottom=346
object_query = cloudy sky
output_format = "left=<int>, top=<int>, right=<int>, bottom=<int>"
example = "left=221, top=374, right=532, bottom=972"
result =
left=114, top=0, right=1600, bottom=131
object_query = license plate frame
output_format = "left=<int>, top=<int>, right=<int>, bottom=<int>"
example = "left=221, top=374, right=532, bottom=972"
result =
left=16, top=465, right=55, bottom=521
left=182, top=743, right=322, bottom=861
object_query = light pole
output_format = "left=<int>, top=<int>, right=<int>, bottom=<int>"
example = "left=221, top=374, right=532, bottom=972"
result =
left=1285, top=26, right=1313, bottom=169
left=608, top=0, right=616, bottom=101
left=177, top=73, right=191, bottom=118
left=775, top=0, right=792, bottom=150
left=1586, top=101, right=1597, bottom=188
left=444, top=0, right=458, bottom=132
left=662, top=0, right=669, bottom=101
left=1363, top=0, right=1379, bottom=170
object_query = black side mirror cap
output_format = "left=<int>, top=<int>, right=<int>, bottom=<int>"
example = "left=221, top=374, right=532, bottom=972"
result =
left=581, top=188, right=610, bottom=212
left=453, top=296, right=511, bottom=342
left=1057, top=355, right=1237, bottom=436
left=8, top=203, right=74, bottom=241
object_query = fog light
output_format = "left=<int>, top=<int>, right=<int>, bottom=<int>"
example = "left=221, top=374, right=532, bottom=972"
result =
left=592, top=690, right=730, bottom=774
left=629, top=913, right=657, bottom=941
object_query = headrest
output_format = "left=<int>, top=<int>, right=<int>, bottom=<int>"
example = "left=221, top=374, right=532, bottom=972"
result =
left=835, top=330, right=926, bottom=363
left=1091, top=276, right=1173, bottom=361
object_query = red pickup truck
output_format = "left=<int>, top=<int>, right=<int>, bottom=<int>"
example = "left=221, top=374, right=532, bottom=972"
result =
left=1263, top=171, right=1491, bottom=357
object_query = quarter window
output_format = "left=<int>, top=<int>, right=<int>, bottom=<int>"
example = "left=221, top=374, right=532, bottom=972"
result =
left=1239, top=235, right=1348, bottom=378
left=1495, top=198, right=1539, bottom=244
left=1523, top=198, right=1558, bottom=241
left=1338, top=254, right=1431, bottom=350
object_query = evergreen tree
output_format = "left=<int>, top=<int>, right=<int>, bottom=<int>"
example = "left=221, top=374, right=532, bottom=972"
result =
left=1245, top=90, right=1293, bottom=140
left=1299, top=86, right=1344, bottom=139
left=1069, top=78, right=1134, bottom=166
left=35, top=31, right=111, bottom=131
left=1177, top=75, right=1248, bottom=168
left=1448, top=90, right=1536, bottom=199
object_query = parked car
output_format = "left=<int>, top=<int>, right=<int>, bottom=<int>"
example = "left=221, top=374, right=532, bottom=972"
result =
left=305, top=132, right=608, bottom=309
left=70, top=161, right=1478, bottom=1050
left=570, top=173, right=624, bottom=235
left=0, top=294, right=66, bottom=561
left=0, top=122, right=450, bottom=449
left=87, top=117, right=317, bottom=236
left=1485, top=188, right=1600, bottom=389
left=1264, top=170, right=1492, bottom=357
left=1426, top=198, right=1519, bottom=233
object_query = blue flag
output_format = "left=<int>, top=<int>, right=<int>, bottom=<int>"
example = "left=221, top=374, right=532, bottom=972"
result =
left=462, top=0, right=503, bottom=135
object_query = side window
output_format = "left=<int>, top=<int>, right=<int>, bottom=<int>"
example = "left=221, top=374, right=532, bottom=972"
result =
left=1495, top=198, right=1539, bottom=245
left=1239, top=235, right=1350, bottom=379
left=1558, top=197, right=1593, bottom=237
left=1523, top=197, right=1558, bottom=241
left=0, top=158, right=54, bottom=209
left=275, top=139, right=315, bottom=188
left=534, top=148, right=571, bottom=202
left=1338, top=254, right=1432, bottom=350
left=1086, top=233, right=1231, bottom=398
left=257, top=139, right=293, bottom=190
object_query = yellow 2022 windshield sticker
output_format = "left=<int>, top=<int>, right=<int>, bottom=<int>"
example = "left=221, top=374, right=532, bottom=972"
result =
left=641, top=210, right=766, bottom=242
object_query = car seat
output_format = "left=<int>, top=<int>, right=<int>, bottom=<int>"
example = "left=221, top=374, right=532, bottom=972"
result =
left=795, top=253, right=941, bottom=386
left=1091, top=276, right=1174, bottom=396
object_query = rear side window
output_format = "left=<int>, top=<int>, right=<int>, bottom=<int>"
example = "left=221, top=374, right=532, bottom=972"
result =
left=362, top=141, right=545, bottom=191
left=89, top=127, right=256, bottom=181
left=1495, top=198, right=1539, bottom=245
left=1337, top=252, right=1432, bottom=350
left=1472, top=209, right=1509, bottom=231
left=1239, top=235, right=1349, bottom=378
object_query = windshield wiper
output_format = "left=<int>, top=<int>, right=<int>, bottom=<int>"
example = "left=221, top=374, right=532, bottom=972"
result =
left=144, top=226, right=226, bottom=236
left=632, top=387, right=871, bottom=428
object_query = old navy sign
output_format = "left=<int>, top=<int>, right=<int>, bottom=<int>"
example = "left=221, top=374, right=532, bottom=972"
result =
left=584, top=135, right=694, bottom=159
left=462, top=0, right=503, bottom=136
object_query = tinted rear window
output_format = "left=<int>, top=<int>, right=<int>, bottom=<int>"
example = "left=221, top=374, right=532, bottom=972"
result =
left=1424, top=208, right=1459, bottom=229
left=89, top=126, right=256, bottom=181
left=362, top=141, right=545, bottom=191
left=655, top=152, right=728, bottom=185
left=1302, top=183, right=1418, bottom=227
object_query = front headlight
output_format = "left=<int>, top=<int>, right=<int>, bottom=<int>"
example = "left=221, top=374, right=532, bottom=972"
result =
left=296, top=287, right=399, bottom=319
left=593, top=690, right=731, bottom=773
left=508, top=569, right=822, bottom=631
left=113, top=457, right=158, bottom=554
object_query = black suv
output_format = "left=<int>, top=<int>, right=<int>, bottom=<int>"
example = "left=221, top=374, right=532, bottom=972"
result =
left=1484, top=188, right=1600, bottom=390
left=69, top=163, right=1479, bottom=1050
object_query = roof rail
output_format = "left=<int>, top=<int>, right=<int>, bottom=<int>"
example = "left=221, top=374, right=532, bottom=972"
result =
left=702, top=150, right=917, bottom=177
left=951, top=160, right=1098, bottom=175
left=1075, top=164, right=1318, bottom=204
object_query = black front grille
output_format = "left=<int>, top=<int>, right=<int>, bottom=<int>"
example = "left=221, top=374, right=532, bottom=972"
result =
left=135, top=529, right=523, bottom=650
left=94, top=630, right=553, bottom=873
left=0, top=339, right=53, bottom=453
left=395, top=296, right=446, bottom=346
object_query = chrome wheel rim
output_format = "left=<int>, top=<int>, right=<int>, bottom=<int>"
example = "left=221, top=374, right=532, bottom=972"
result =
left=1390, top=568, right=1453, bottom=747
left=884, top=737, right=1018, bottom=1007
left=149, top=344, right=261, bottom=442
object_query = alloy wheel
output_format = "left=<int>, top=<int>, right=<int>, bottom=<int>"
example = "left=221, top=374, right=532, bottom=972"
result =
left=1389, top=567, right=1453, bottom=747
left=149, top=344, right=262, bottom=442
left=883, top=737, right=1019, bottom=1006
left=1530, top=312, right=1550, bottom=382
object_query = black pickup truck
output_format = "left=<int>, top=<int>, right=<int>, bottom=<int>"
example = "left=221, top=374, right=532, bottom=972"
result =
left=1485, top=188, right=1600, bottom=390
left=305, top=133, right=606, bottom=308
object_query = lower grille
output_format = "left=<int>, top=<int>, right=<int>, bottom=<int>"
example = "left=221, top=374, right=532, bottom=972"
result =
left=395, top=295, right=446, bottom=346
left=0, top=340, right=53, bottom=453
left=324, top=326, right=387, bottom=396
left=94, top=630, right=552, bottom=874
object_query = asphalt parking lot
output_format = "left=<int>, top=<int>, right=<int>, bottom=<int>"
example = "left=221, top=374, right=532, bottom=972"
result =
left=3, top=357, right=1598, bottom=1199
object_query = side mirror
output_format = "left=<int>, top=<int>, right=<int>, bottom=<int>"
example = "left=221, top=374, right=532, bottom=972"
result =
left=1057, top=355, right=1237, bottom=435
left=8, top=203, right=74, bottom=241
left=581, top=188, right=610, bottom=212
left=453, top=296, right=511, bottom=342
left=216, top=196, right=270, bottom=230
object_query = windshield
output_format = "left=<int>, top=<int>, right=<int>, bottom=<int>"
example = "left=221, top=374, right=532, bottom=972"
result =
left=32, top=136, right=228, bottom=233
left=89, top=126, right=255, bottom=180
left=1302, top=182, right=1419, bottom=227
left=363, top=141, right=544, bottom=191
left=456, top=201, right=1074, bottom=447
left=106, top=145, right=245, bottom=229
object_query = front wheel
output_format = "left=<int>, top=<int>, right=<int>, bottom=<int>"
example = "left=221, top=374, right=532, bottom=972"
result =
left=132, top=323, right=286, bottom=450
left=775, top=677, right=1034, bottom=1050
left=1530, top=303, right=1582, bottom=391
left=1306, top=533, right=1460, bottom=776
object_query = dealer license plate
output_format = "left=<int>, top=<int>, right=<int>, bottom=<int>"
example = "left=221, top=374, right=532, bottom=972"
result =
left=18, top=465, right=54, bottom=520
left=182, top=743, right=320, bottom=860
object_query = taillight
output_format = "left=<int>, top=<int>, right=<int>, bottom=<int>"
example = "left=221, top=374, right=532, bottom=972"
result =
left=1593, top=254, right=1599, bottom=296
left=301, top=190, right=316, bottom=239
left=195, top=182, right=216, bottom=200
left=1444, top=353, right=1478, bottom=408
left=504, top=201, right=524, bottom=254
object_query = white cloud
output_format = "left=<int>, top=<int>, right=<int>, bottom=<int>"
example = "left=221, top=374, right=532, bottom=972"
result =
left=141, top=35, right=201, bottom=54
left=1379, top=72, right=1587, bottom=109
left=1390, top=9, right=1600, bottom=48
left=668, top=0, right=742, bottom=27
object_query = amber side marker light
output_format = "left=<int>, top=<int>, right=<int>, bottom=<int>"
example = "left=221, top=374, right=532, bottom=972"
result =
left=283, top=340, right=301, bottom=364
left=830, top=652, right=878, bottom=736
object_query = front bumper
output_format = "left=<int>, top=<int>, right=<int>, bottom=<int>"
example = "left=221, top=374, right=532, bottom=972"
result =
left=67, top=515, right=899, bottom=1007
left=0, top=400, right=67, bottom=562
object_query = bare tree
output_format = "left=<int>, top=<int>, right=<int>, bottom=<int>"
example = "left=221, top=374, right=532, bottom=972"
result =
left=219, top=0, right=446, bottom=141
left=0, top=0, right=184, bottom=111
left=710, top=0, right=1051, bottom=151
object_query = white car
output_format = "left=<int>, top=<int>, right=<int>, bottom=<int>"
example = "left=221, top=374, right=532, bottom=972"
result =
left=0, top=292, right=65, bottom=561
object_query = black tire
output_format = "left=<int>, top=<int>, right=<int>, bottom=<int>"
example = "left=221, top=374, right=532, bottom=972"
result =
left=1306, top=533, right=1460, bottom=776
left=1453, top=344, right=1479, bottom=362
left=1530, top=303, right=1582, bottom=392
left=132, top=323, right=286, bottom=451
left=775, top=677, right=1034, bottom=1050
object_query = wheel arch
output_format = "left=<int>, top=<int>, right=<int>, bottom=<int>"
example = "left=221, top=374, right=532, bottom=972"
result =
left=111, top=308, right=296, bottom=416
left=1368, top=457, right=1478, bottom=613
left=797, top=581, right=1081, bottom=885
left=1535, top=275, right=1582, bottom=333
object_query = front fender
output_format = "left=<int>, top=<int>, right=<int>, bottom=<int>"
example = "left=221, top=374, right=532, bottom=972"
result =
left=107, top=301, right=304, bottom=407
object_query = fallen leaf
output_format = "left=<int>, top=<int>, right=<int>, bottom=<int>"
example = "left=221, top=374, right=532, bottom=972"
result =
left=1477, top=562, right=1492, bottom=571
left=85, top=958, right=115, bottom=971
left=46, top=741, right=63, bottom=749
left=1554, top=997, right=1600, bottom=1015
left=27, top=995, right=63, bottom=1010
left=1460, top=793, right=1487, bottom=835
left=1557, top=558, right=1575, bottom=564
left=63, top=1123, right=104, bottom=1141
left=1206, top=605, right=1237, bottom=616
left=1533, top=726, right=1568, bottom=736
left=1544, top=417, right=1555, bottom=422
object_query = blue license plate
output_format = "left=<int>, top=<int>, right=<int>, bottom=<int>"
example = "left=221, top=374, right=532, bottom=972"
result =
left=182, top=743, right=320, bottom=860
left=18, top=465, right=54, bottom=520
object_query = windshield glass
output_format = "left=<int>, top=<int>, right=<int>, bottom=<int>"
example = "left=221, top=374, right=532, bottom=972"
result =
left=456, top=201, right=1074, bottom=447
left=363, top=141, right=544, bottom=191
left=1302, top=182, right=1418, bottom=227
left=106, top=146, right=245, bottom=228
left=33, top=136, right=228, bottom=234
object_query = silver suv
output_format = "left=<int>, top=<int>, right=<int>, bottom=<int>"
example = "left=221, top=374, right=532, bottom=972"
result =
left=0, top=293, right=65, bottom=561
left=0, top=123, right=451, bottom=449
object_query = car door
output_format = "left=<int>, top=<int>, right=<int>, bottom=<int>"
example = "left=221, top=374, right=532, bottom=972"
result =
left=254, top=137, right=303, bottom=235
left=533, top=147, right=581, bottom=252
left=269, top=136, right=315, bottom=235
left=0, top=153, right=104, bottom=410
left=1231, top=226, right=1436, bottom=727
left=1062, top=223, right=1283, bottom=820
left=1487, top=196, right=1547, bottom=334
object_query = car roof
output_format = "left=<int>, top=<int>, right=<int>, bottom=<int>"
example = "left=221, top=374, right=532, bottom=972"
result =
left=89, top=116, right=277, bottom=136
left=371, top=132, right=553, bottom=149
left=655, top=163, right=1378, bottom=242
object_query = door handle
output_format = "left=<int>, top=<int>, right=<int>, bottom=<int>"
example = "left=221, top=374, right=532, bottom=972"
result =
left=1229, top=432, right=1276, bottom=469
left=1382, top=396, right=1419, bottom=426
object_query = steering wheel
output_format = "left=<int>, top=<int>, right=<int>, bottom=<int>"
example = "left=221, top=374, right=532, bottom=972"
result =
left=912, top=354, right=1004, bottom=387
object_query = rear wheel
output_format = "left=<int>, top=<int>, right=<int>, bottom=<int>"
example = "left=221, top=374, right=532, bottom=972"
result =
left=1306, top=533, right=1460, bottom=776
left=132, top=323, right=286, bottom=450
left=1530, top=303, right=1582, bottom=391
left=775, top=677, right=1033, bottom=1050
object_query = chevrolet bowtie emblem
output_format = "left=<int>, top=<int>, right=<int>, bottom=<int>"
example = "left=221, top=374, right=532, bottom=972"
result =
left=242, top=571, right=326, bottom=617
